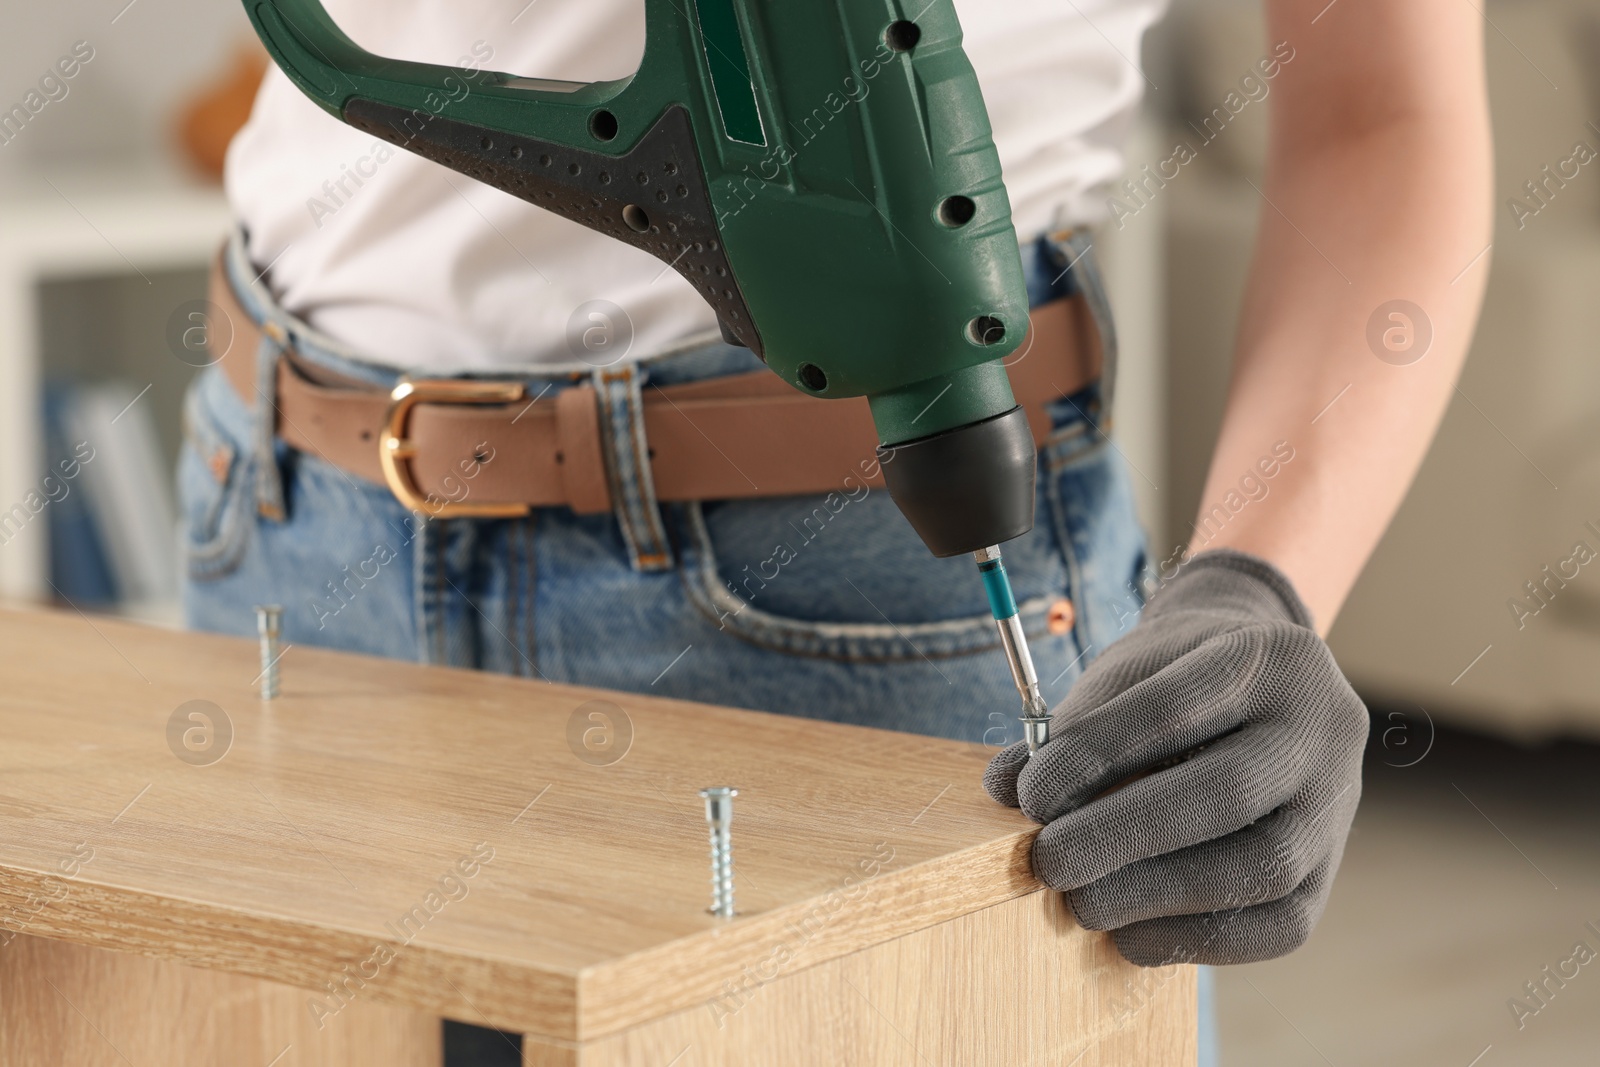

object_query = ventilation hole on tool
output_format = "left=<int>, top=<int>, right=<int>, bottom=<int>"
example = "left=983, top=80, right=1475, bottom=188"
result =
left=797, top=363, right=828, bottom=392
left=623, top=204, right=651, bottom=232
left=884, top=20, right=921, bottom=52
left=967, top=316, right=1006, bottom=346
left=480, top=136, right=494, bottom=150
left=589, top=109, right=619, bottom=141
left=938, top=195, right=976, bottom=228
left=509, top=145, right=523, bottom=160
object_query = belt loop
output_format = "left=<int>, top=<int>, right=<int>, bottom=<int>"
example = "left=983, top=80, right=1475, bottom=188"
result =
left=253, top=321, right=288, bottom=522
left=1046, top=229, right=1119, bottom=415
left=592, top=364, right=673, bottom=572
left=410, top=509, right=446, bottom=665
left=555, top=381, right=613, bottom=514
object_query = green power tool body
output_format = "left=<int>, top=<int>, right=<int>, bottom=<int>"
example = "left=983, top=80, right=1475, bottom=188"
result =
left=244, top=0, right=1054, bottom=750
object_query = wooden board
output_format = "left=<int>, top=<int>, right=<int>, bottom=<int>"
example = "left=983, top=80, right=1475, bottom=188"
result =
left=0, top=608, right=1045, bottom=1042
left=0, top=933, right=439, bottom=1066
left=525, top=891, right=1197, bottom=1067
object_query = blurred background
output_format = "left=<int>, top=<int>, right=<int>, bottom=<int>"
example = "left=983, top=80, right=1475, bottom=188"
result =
left=2, top=0, right=1597, bottom=1062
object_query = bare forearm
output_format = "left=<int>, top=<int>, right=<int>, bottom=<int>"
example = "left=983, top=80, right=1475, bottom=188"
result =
left=1190, top=2, right=1492, bottom=631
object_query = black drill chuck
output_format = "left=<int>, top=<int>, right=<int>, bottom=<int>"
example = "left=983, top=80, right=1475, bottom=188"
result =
left=877, top=406, right=1036, bottom=558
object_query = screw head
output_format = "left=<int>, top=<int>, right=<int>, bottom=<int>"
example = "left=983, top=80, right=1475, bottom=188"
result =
left=700, top=786, right=737, bottom=822
left=255, top=604, right=283, bottom=636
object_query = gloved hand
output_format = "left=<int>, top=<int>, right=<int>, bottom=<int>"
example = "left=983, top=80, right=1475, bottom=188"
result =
left=984, top=548, right=1368, bottom=967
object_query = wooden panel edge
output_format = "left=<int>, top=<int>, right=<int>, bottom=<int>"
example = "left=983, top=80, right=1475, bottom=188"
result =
left=575, top=829, right=1039, bottom=1038
left=2, top=933, right=443, bottom=1067
left=555, top=891, right=1199, bottom=1066
left=0, top=866, right=579, bottom=1040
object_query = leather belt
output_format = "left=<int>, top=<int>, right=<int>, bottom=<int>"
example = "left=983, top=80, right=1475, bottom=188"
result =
left=210, top=249, right=1102, bottom=518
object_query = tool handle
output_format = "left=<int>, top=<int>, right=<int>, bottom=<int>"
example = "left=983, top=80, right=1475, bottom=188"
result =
left=243, top=0, right=1031, bottom=432
left=245, top=0, right=695, bottom=148
left=246, top=0, right=763, bottom=347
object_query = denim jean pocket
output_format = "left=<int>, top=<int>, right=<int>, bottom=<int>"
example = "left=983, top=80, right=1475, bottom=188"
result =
left=674, top=379, right=1147, bottom=672
left=179, top=369, right=256, bottom=582
left=676, top=460, right=1075, bottom=663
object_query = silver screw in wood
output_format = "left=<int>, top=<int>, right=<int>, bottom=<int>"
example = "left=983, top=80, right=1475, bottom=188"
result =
left=699, top=787, right=737, bottom=917
left=255, top=605, right=283, bottom=700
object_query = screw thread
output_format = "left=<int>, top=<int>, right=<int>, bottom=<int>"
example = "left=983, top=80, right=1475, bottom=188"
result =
left=699, top=786, right=737, bottom=918
left=708, top=824, right=734, bottom=917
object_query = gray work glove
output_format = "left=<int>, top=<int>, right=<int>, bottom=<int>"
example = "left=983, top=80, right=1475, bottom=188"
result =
left=984, top=548, right=1367, bottom=967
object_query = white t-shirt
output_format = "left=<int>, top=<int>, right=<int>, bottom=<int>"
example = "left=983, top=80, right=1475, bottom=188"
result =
left=226, top=0, right=1165, bottom=370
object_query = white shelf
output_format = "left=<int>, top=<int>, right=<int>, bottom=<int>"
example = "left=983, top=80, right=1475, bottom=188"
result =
left=0, top=159, right=231, bottom=601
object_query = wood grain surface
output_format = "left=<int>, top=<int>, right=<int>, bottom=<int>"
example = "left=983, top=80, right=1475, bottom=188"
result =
left=525, top=891, right=1198, bottom=1067
left=0, top=608, right=1049, bottom=1042
left=0, top=933, right=440, bottom=1067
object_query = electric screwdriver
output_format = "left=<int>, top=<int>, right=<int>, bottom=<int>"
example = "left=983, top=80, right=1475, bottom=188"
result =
left=243, top=0, right=1052, bottom=751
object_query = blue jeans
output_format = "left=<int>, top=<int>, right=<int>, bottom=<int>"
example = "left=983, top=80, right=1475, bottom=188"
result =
left=181, top=230, right=1148, bottom=744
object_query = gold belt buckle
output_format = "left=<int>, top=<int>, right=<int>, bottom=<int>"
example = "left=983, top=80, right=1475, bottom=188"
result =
left=378, top=378, right=530, bottom=518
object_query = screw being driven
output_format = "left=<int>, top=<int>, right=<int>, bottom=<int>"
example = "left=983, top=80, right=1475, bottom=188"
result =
left=699, top=786, right=737, bottom=917
left=255, top=605, right=283, bottom=700
left=973, top=546, right=1051, bottom=756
